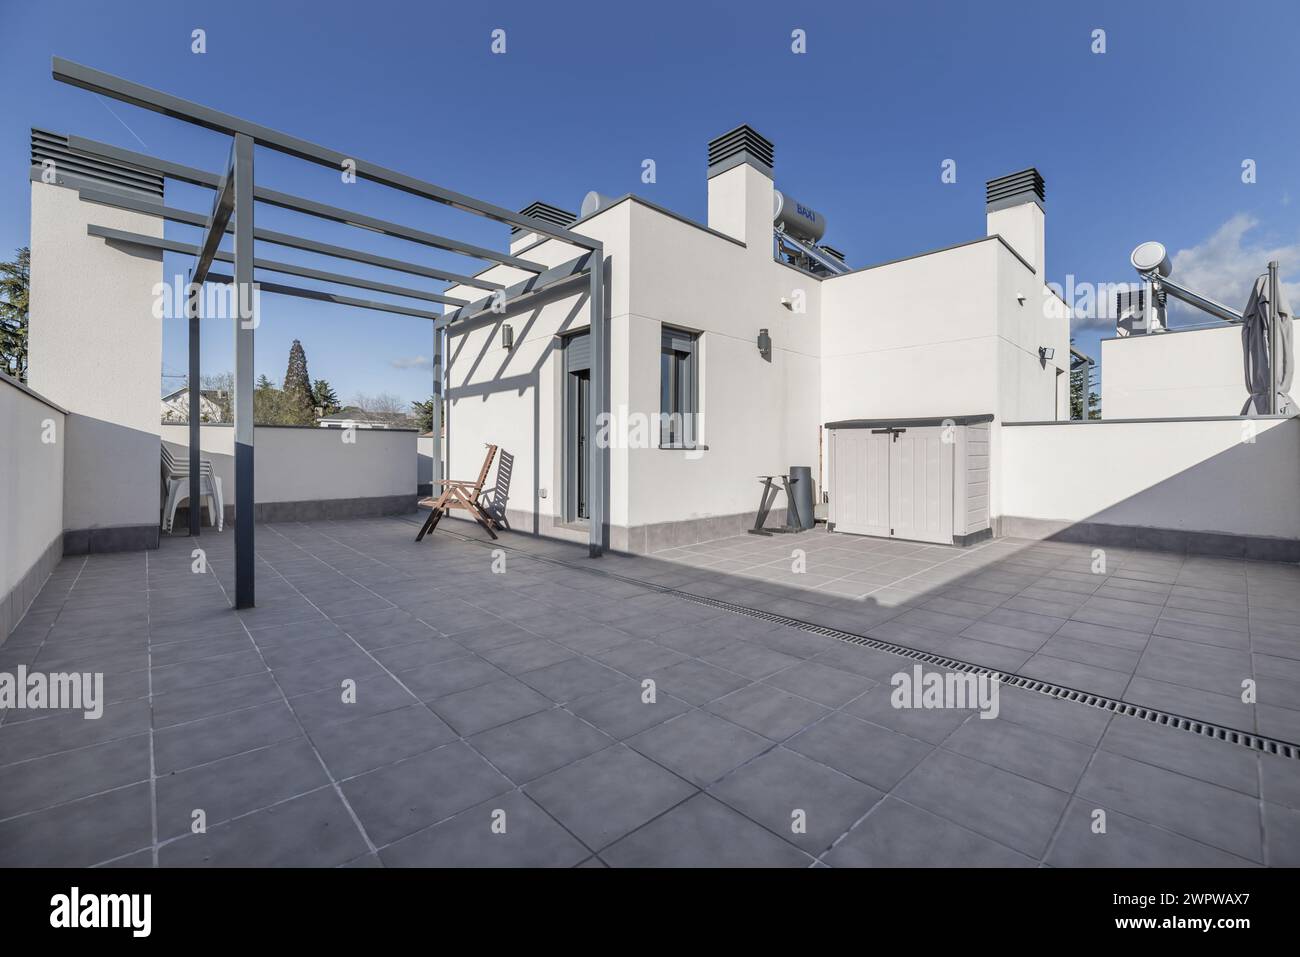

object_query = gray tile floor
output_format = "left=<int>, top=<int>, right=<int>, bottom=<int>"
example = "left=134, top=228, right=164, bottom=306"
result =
left=0, top=515, right=1297, bottom=867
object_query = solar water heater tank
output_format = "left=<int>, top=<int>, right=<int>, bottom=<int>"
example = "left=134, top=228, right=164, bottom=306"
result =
left=773, top=190, right=826, bottom=244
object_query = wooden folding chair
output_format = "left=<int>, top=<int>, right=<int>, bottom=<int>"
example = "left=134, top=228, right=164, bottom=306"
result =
left=415, top=443, right=501, bottom=541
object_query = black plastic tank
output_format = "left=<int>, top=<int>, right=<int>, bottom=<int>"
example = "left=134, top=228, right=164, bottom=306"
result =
left=788, top=466, right=815, bottom=530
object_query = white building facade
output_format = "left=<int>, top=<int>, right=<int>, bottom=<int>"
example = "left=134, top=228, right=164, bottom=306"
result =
left=443, top=127, right=1070, bottom=552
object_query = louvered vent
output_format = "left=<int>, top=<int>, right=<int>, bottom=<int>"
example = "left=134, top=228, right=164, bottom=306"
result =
left=707, top=124, right=774, bottom=178
left=985, top=167, right=1044, bottom=211
left=511, top=201, right=577, bottom=236
left=31, top=128, right=163, bottom=198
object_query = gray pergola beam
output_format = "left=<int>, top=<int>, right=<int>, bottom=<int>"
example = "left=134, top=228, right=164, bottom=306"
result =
left=53, top=58, right=600, bottom=249
left=87, top=225, right=468, bottom=308
left=77, top=186, right=505, bottom=292
left=256, top=227, right=503, bottom=292
left=191, top=144, right=235, bottom=287
left=66, top=134, right=548, bottom=274
left=438, top=253, right=594, bottom=331
left=208, top=273, right=441, bottom=322
left=68, top=133, right=220, bottom=188
left=253, top=186, right=548, bottom=273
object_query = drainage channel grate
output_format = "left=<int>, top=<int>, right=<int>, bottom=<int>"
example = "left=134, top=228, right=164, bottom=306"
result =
left=656, top=588, right=1300, bottom=760
left=431, top=523, right=1300, bottom=761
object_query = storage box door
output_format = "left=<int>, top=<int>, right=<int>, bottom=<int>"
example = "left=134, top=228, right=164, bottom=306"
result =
left=829, top=429, right=890, bottom=538
left=888, top=427, right=954, bottom=545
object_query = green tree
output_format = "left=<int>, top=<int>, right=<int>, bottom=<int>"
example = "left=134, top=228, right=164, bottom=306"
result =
left=254, top=374, right=294, bottom=424
left=311, top=378, right=341, bottom=418
left=0, top=247, right=30, bottom=381
left=1069, top=340, right=1101, bottom=420
left=282, top=339, right=314, bottom=424
left=411, top=396, right=440, bottom=433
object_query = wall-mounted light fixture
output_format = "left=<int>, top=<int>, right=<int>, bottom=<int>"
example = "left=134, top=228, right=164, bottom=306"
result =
left=1016, top=292, right=1027, bottom=305
left=757, top=328, right=772, bottom=362
left=1038, top=346, right=1055, bottom=361
left=502, top=324, right=514, bottom=350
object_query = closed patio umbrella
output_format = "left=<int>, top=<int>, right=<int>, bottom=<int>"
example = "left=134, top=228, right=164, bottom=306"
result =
left=1240, top=273, right=1295, bottom=415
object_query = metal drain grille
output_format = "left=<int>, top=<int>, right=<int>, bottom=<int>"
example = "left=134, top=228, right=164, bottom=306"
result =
left=426, top=522, right=1300, bottom=761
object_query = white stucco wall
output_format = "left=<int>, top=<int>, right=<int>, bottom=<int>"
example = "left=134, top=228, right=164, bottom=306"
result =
left=160, top=425, right=416, bottom=504
left=998, top=417, right=1300, bottom=539
left=442, top=177, right=1069, bottom=550
left=819, top=237, right=1067, bottom=427
left=444, top=191, right=829, bottom=542
left=442, top=205, right=626, bottom=538
left=819, top=241, right=1000, bottom=423
left=418, top=434, right=434, bottom=489
left=27, top=181, right=163, bottom=534
left=1101, top=326, right=1250, bottom=418
left=1, top=375, right=65, bottom=618
left=624, top=197, right=823, bottom=529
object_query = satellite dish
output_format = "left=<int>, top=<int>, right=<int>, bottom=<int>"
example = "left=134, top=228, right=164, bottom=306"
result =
left=1131, top=241, right=1172, bottom=277
left=580, top=191, right=616, bottom=218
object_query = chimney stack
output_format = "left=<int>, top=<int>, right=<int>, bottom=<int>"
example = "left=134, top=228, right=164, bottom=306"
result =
left=985, top=168, right=1045, bottom=277
left=510, top=201, right=577, bottom=254
left=706, top=124, right=775, bottom=249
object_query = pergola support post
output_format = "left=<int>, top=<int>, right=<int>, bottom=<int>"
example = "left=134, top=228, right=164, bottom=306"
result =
left=232, top=132, right=255, bottom=609
left=588, top=250, right=607, bottom=557
left=187, top=275, right=201, bottom=536
left=432, top=323, right=444, bottom=487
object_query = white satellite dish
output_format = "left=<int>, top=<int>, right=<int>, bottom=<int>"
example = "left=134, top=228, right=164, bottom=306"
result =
left=580, top=191, right=616, bottom=218
left=1130, top=241, right=1172, bottom=277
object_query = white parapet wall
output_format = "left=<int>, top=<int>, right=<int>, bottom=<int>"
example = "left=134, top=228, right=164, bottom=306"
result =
left=1, top=374, right=66, bottom=638
left=417, top=434, right=434, bottom=494
left=28, top=180, right=165, bottom=552
left=997, top=416, right=1300, bottom=560
left=1101, top=326, right=1250, bottom=418
left=160, top=424, right=418, bottom=523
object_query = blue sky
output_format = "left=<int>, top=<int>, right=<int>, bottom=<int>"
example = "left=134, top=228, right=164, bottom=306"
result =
left=3, top=0, right=1298, bottom=406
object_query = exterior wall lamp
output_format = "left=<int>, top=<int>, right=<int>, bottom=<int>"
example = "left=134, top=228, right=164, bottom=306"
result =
left=502, top=323, right=514, bottom=350
left=757, top=328, right=772, bottom=362
left=1038, top=346, right=1055, bottom=361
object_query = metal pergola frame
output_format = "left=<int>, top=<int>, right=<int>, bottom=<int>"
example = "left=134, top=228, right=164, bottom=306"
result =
left=51, top=57, right=608, bottom=608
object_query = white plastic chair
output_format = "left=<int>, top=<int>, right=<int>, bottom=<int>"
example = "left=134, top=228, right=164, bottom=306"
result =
left=161, top=446, right=224, bottom=532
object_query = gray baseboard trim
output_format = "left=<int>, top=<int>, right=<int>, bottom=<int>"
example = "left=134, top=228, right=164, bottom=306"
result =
left=63, top=524, right=160, bottom=556
left=254, top=494, right=417, bottom=523
left=438, top=507, right=784, bottom=555
left=1, top=533, right=63, bottom=640
left=995, top=515, right=1300, bottom=563
left=172, top=494, right=418, bottom=527
left=633, top=510, right=784, bottom=554
left=953, top=527, right=993, bottom=547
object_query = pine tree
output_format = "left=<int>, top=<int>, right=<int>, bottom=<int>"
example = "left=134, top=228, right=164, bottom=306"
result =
left=0, top=247, right=30, bottom=382
left=282, top=339, right=314, bottom=425
left=311, top=378, right=341, bottom=418
left=411, top=396, right=437, bottom=433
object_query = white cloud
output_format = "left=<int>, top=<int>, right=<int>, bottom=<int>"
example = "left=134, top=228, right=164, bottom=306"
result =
left=390, top=355, right=433, bottom=370
left=1167, top=214, right=1300, bottom=320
